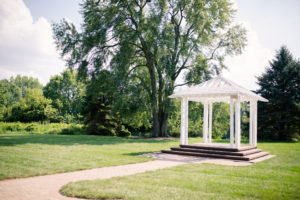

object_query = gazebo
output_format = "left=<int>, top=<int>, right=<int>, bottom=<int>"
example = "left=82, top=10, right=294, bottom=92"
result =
left=169, top=75, right=268, bottom=148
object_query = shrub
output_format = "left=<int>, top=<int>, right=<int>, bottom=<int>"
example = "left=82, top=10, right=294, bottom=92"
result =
left=0, top=122, right=84, bottom=135
left=168, top=131, right=180, bottom=138
left=60, top=125, right=85, bottom=135
left=117, top=125, right=131, bottom=137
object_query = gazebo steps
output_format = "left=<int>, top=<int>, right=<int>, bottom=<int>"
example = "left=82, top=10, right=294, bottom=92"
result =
left=162, top=145, right=269, bottom=161
left=170, top=147, right=262, bottom=156
left=180, top=144, right=257, bottom=152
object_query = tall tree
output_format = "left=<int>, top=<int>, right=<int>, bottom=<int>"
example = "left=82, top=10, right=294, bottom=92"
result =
left=43, top=70, right=86, bottom=122
left=53, top=0, right=246, bottom=137
left=257, top=46, right=300, bottom=140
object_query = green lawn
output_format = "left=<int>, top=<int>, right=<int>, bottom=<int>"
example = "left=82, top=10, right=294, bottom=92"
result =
left=60, top=142, right=300, bottom=200
left=0, top=134, right=197, bottom=180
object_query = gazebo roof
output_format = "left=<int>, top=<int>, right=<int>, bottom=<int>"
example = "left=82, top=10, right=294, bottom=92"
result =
left=169, top=75, right=268, bottom=103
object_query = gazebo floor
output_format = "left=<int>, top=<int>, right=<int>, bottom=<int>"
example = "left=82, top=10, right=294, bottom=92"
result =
left=161, top=143, right=269, bottom=161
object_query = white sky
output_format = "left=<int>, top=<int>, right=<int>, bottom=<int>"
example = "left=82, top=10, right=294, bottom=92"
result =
left=0, top=0, right=299, bottom=89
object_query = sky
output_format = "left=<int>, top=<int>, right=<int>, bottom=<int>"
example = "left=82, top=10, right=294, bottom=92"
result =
left=0, top=0, right=299, bottom=89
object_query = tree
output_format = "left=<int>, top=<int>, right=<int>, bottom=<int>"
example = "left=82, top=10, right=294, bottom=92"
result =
left=53, top=0, right=246, bottom=137
left=7, top=89, right=59, bottom=122
left=0, top=79, right=22, bottom=108
left=84, top=70, right=130, bottom=136
left=0, top=75, right=43, bottom=121
left=43, top=70, right=86, bottom=122
left=10, top=75, right=43, bottom=97
left=257, top=46, right=300, bottom=140
left=0, top=75, right=43, bottom=108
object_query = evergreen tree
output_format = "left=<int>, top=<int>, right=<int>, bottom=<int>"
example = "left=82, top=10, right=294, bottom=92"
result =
left=84, top=70, right=130, bottom=137
left=257, top=46, right=300, bottom=140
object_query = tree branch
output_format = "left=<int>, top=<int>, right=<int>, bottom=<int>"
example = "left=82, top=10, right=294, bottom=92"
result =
left=127, top=64, right=147, bottom=76
left=100, top=43, right=120, bottom=50
left=206, top=39, right=225, bottom=61
left=174, top=80, right=196, bottom=88
left=131, top=74, right=152, bottom=97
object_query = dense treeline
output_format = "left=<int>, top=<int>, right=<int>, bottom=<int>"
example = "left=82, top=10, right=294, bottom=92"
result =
left=0, top=71, right=84, bottom=123
left=0, top=70, right=249, bottom=139
left=1, top=47, right=299, bottom=140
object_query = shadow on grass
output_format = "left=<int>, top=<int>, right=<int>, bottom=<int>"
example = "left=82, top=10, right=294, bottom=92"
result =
left=123, top=151, right=158, bottom=156
left=0, top=134, right=176, bottom=147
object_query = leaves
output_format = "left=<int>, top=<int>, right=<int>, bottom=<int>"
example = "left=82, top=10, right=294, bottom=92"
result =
left=7, top=89, right=60, bottom=122
left=257, top=46, right=300, bottom=140
left=43, top=70, right=86, bottom=123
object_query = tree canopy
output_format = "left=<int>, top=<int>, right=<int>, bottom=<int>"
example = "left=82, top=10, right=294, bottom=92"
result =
left=53, top=0, right=246, bottom=137
left=257, top=46, right=300, bottom=141
left=0, top=75, right=43, bottom=121
left=43, top=70, right=86, bottom=123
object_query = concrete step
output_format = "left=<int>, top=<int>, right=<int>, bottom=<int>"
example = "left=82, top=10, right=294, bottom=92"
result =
left=170, top=147, right=262, bottom=156
left=247, top=152, right=270, bottom=160
left=161, top=149, right=269, bottom=161
left=180, top=144, right=257, bottom=152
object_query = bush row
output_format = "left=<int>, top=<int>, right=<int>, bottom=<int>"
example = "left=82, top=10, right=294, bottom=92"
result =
left=0, top=122, right=132, bottom=137
left=0, top=122, right=85, bottom=135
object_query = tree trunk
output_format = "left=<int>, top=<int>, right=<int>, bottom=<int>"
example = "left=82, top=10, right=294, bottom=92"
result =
left=152, top=103, right=160, bottom=137
left=160, top=112, right=168, bottom=137
left=147, top=60, right=159, bottom=137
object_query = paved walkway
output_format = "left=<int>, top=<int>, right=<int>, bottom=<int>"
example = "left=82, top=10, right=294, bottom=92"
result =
left=0, top=153, right=274, bottom=200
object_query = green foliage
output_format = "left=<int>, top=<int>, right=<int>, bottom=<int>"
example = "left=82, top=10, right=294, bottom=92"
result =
left=212, top=103, right=230, bottom=139
left=168, top=100, right=231, bottom=139
left=0, top=79, right=21, bottom=108
left=10, top=75, right=43, bottom=97
left=84, top=70, right=131, bottom=137
left=6, top=89, right=60, bottom=122
left=0, top=75, right=43, bottom=121
left=43, top=70, right=86, bottom=123
left=53, top=0, right=246, bottom=137
left=167, top=100, right=181, bottom=137
left=0, top=122, right=84, bottom=135
left=60, top=124, right=85, bottom=135
left=257, top=46, right=300, bottom=141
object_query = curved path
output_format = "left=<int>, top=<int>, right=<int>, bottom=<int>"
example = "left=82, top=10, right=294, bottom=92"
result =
left=0, top=153, right=274, bottom=200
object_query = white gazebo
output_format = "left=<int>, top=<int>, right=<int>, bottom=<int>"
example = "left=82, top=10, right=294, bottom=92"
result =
left=170, top=75, right=268, bottom=148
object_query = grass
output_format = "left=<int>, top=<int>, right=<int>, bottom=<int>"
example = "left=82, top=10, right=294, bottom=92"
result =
left=0, top=134, right=201, bottom=180
left=60, top=142, right=300, bottom=200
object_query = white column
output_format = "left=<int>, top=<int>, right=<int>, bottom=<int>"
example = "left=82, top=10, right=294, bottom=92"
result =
left=208, top=102, right=213, bottom=143
left=235, top=96, right=241, bottom=148
left=253, top=101, right=257, bottom=146
left=180, top=97, right=188, bottom=145
left=203, top=102, right=208, bottom=143
left=230, top=99, right=234, bottom=147
left=185, top=98, right=189, bottom=145
left=249, top=101, right=253, bottom=146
